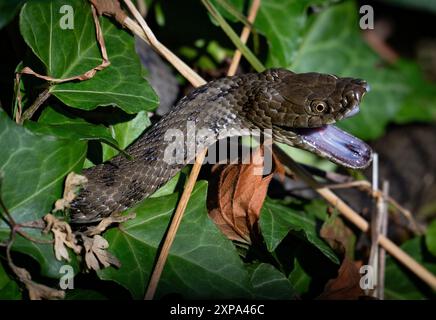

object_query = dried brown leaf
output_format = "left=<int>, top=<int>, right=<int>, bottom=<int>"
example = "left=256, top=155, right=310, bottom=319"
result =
left=43, top=214, right=81, bottom=262
left=13, top=265, right=64, bottom=300
left=317, top=258, right=364, bottom=300
left=54, top=172, right=88, bottom=211
left=83, top=235, right=121, bottom=271
left=84, top=212, right=136, bottom=236
left=318, top=215, right=364, bottom=299
left=208, top=146, right=283, bottom=244
left=320, top=215, right=355, bottom=258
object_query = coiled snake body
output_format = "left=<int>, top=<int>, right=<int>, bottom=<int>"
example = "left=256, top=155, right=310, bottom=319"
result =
left=71, top=68, right=371, bottom=223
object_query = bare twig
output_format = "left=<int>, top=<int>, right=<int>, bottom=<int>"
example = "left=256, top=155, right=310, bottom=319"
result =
left=368, top=154, right=379, bottom=297
left=18, top=88, right=51, bottom=125
left=136, top=0, right=147, bottom=16
left=377, top=181, right=389, bottom=299
left=123, top=0, right=206, bottom=86
left=228, top=0, right=260, bottom=75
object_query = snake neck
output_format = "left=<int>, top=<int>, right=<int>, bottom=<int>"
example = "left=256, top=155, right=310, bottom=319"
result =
left=70, top=75, right=252, bottom=223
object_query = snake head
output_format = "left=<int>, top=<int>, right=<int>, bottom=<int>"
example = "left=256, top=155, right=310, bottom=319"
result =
left=258, top=69, right=372, bottom=169
left=269, top=70, right=369, bottom=128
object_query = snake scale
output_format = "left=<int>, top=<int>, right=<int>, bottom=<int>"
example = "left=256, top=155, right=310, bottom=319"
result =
left=70, top=68, right=372, bottom=223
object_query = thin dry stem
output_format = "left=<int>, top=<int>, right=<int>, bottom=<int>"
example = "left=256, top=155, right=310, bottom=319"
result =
left=123, top=0, right=206, bottom=86
left=227, top=0, right=260, bottom=75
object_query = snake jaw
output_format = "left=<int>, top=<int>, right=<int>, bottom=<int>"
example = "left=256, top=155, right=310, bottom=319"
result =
left=295, top=125, right=373, bottom=169
left=275, top=102, right=373, bottom=169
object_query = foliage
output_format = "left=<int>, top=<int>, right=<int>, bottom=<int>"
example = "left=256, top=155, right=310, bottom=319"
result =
left=0, top=0, right=435, bottom=300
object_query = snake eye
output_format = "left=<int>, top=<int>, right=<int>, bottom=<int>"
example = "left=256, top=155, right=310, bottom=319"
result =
left=311, top=101, right=328, bottom=114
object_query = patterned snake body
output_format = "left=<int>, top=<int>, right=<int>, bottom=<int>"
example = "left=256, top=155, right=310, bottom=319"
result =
left=71, top=69, right=371, bottom=223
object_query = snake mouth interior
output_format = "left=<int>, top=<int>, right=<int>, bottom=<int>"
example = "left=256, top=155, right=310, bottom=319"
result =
left=293, top=125, right=372, bottom=169
left=288, top=107, right=372, bottom=169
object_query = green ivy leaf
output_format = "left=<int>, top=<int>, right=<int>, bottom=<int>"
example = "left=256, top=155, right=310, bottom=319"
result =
left=98, top=182, right=252, bottom=299
left=101, top=111, right=151, bottom=162
left=288, top=258, right=311, bottom=295
left=255, top=0, right=328, bottom=67
left=249, top=263, right=296, bottom=299
left=0, top=110, right=85, bottom=277
left=385, top=237, right=436, bottom=299
left=259, top=198, right=338, bottom=264
left=0, top=261, right=22, bottom=299
left=394, top=61, right=436, bottom=123
left=255, top=0, right=416, bottom=140
left=24, top=106, right=121, bottom=152
left=19, top=0, right=158, bottom=113
left=425, top=220, right=436, bottom=257
left=0, top=0, right=26, bottom=29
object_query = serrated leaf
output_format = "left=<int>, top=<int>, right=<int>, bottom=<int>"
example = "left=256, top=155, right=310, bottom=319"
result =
left=249, top=263, right=296, bottom=299
left=259, top=198, right=338, bottom=264
left=385, top=237, right=436, bottom=299
left=20, top=0, right=158, bottom=113
left=98, top=182, right=252, bottom=299
left=0, top=110, right=85, bottom=277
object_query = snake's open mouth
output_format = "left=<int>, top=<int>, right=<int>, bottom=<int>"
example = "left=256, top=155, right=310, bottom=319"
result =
left=294, top=125, right=372, bottom=169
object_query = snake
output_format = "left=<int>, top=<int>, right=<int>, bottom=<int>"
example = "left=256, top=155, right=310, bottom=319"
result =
left=70, top=68, right=372, bottom=223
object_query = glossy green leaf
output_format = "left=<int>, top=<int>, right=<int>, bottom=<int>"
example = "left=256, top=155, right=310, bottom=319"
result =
left=20, top=0, right=158, bottom=113
left=255, top=1, right=412, bottom=139
left=0, top=0, right=26, bottom=29
left=288, top=257, right=311, bottom=295
left=255, top=0, right=328, bottom=67
left=0, top=110, right=85, bottom=277
left=385, top=237, right=436, bottom=299
left=249, top=263, right=296, bottom=299
left=0, top=261, right=21, bottom=299
left=98, top=182, right=252, bottom=299
left=24, top=107, right=120, bottom=151
left=101, top=111, right=151, bottom=161
left=425, top=220, right=436, bottom=257
left=394, top=61, right=436, bottom=123
left=259, top=198, right=338, bottom=264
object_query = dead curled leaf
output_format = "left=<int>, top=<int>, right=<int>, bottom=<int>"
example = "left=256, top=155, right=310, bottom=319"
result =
left=207, top=145, right=284, bottom=244
left=82, top=235, right=121, bottom=271
left=318, top=215, right=364, bottom=299
left=13, top=265, right=64, bottom=300
left=317, top=257, right=364, bottom=300
left=43, top=214, right=81, bottom=262
left=54, top=172, right=88, bottom=212
left=320, top=214, right=355, bottom=258
left=84, top=212, right=136, bottom=236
